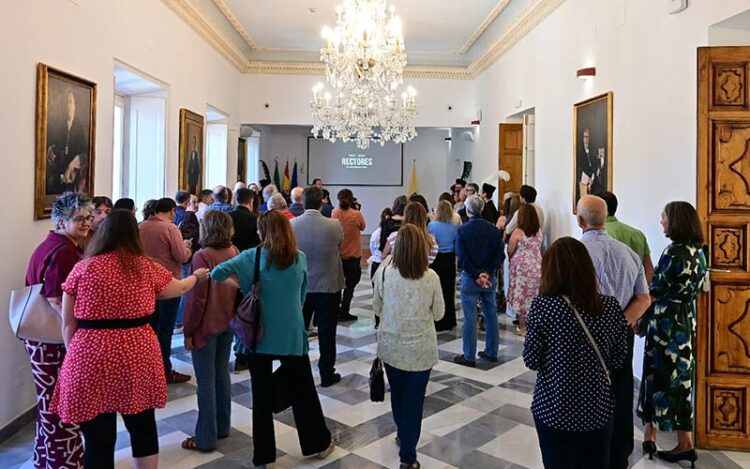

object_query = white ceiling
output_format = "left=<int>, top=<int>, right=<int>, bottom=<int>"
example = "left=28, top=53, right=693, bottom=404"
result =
left=167, top=0, right=565, bottom=76
left=224, top=0, right=497, bottom=54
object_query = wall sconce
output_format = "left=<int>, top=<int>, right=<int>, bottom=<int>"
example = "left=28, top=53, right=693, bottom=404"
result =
left=577, top=67, right=596, bottom=80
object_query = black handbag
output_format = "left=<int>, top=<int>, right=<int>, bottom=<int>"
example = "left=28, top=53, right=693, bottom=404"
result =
left=369, top=262, right=389, bottom=403
left=230, top=248, right=263, bottom=351
left=369, top=357, right=385, bottom=402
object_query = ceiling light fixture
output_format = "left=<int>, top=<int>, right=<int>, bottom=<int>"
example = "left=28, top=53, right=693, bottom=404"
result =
left=577, top=67, right=596, bottom=80
left=310, top=0, right=418, bottom=149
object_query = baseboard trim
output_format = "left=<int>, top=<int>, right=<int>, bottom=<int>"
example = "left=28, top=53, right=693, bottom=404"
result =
left=0, top=406, right=36, bottom=444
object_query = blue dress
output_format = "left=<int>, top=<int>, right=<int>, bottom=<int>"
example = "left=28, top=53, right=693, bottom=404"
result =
left=212, top=247, right=309, bottom=356
left=637, top=242, right=706, bottom=431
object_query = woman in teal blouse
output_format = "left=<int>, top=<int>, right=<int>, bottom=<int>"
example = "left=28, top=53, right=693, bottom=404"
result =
left=637, top=201, right=706, bottom=467
left=212, top=210, right=334, bottom=466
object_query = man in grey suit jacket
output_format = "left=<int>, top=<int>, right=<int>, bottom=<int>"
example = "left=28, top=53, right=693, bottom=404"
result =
left=291, top=186, right=345, bottom=387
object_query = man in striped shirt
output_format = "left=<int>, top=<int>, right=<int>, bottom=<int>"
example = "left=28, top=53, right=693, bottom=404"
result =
left=578, top=195, right=651, bottom=469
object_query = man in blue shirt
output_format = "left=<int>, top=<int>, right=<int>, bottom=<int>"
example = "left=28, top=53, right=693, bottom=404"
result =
left=205, top=186, right=234, bottom=213
left=454, top=195, right=505, bottom=367
left=578, top=195, right=651, bottom=469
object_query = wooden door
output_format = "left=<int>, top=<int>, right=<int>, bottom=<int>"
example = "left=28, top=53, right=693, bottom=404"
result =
left=498, top=123, right=523, bottom=197
left=696, top=46, right=750, bottom=451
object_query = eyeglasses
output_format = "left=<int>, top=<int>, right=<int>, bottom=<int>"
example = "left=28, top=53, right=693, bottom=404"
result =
left=72, top=215, right=94, bottom=224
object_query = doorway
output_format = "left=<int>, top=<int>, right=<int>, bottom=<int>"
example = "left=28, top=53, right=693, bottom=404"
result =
left=696, top=45, right=750, bottom=451
left=498, top=109, right=535, bottom=198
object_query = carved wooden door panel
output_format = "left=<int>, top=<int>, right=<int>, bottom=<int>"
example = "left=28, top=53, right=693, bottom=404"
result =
left=498, top=123, right=523, bottom=197
left=697, top=46, right=750, bottom=451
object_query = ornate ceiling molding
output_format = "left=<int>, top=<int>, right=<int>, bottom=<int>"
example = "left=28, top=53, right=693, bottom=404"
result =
left=160, top=0, right=250, bottom=70
left=469, top=0, right=565, bottom=77
left=211, top=0, right=262, bottom=51
left=243, top=61, right=472, bottom=80
left=459, top=0, right=512, bottom=55
left=163, top=0, right=566, bottom=80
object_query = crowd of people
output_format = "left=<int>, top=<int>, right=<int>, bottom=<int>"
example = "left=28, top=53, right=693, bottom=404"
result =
left=20, top=175, right=707, bottom=469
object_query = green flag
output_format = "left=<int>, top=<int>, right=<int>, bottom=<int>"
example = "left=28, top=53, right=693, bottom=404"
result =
left=273, top=160, right=281, bottom=188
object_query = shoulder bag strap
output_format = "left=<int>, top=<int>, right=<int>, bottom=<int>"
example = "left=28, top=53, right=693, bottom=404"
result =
left=40, top=242, right=70, bottom=288
left=253, top=246, right=262, bottom=286
left=562, top=296, right=611, bottom=386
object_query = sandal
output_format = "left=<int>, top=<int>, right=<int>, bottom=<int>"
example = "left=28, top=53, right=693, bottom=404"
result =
left=181, top=436, right=214, bottom=453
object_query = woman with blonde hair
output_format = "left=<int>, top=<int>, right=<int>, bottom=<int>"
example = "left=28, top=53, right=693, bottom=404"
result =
left=374, top=224, right=445, bottom=469
left=212, top=210, right=334, bottom=466
left=382, top=202, right=438, bottom=264
left=428, top=200, right=459, bottom=331
left=181, top=211, right=239, bottom=452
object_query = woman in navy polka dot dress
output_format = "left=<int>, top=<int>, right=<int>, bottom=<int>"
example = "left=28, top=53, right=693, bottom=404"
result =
left=523, top=237, right=628, bottom=469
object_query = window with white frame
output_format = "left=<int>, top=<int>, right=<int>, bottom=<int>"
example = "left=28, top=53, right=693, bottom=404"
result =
left=113, top=65, right=167, bottom=220
left=205, top=108, right=228, bottom=188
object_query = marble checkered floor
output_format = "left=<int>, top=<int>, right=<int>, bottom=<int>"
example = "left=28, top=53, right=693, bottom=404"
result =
left=2, top=278, right=749, bottom=468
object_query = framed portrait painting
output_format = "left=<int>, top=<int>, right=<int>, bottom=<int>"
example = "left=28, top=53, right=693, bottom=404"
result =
left=35, top=63, right=97, bottom=219
left=179, top=109, right=205, bottom=195
left=573, top=91, right=613, bottom=212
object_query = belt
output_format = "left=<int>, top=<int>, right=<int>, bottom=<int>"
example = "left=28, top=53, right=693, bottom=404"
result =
left=77, top=314, right=154, bottom=330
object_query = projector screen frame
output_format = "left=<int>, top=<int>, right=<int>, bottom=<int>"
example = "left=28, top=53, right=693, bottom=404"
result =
left=306, top=136, right=404, bottom=187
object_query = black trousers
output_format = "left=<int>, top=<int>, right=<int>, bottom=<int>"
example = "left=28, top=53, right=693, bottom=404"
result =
left=370, top=262, right=381, bottom=328
left=430, top=252, right=456, bottom=331
left=535, top=417, right=613, bottom=469
left=303, top=292, right=340, bottom=380
left=609, top=332, right=635, bottom=469
left=248, top=353, right=331, bottom=465
left=340, top=257, right=362, bottom=317
left=79, top=409, right=158, bottom=469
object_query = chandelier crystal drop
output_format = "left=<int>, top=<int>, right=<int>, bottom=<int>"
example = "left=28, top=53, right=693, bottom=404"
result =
left=310, top=0, right=418, bottom=149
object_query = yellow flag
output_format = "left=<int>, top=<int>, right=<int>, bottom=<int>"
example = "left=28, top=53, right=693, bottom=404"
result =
left=407, top=159, right=419, bottom=195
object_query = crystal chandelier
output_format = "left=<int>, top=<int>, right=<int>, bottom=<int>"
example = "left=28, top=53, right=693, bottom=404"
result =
left=310, top=0, right=418, bottom=149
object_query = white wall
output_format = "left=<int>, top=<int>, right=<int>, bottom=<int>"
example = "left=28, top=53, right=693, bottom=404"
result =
left=251, top=125, right=455, bottom=233
left=0, top=0, right=243, bottom=429
left=465, top=0, right=750, bottom=376
left=240, top=74, right=478, bottom=128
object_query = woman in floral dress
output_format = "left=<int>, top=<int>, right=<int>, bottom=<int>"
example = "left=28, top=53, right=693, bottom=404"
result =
left=507, top=204, right=543, bottom=336
left=637, top=201, right=706, bottom=466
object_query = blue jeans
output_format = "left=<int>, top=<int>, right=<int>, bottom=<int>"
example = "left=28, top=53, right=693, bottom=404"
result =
left=460, top=271, right=499, bottom=361
left=385, top=363, right=431, bottom=465
left=175, top=263, right=190, bottom=328
left=153, top=297, right=181, bottom=374
left=191, top=329, right=233, bottom=449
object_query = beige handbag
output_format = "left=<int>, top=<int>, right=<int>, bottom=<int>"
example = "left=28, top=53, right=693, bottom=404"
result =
left=8, top=246, right=65, bottom=344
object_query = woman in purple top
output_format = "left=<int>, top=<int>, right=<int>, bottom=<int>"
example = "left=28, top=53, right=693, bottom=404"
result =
left=24, top=192, right=93, bottom=469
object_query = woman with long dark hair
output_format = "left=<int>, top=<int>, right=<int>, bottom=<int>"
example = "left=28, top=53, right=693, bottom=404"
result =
left=523, top=237, right=628, bottom=468
left=212, top=210, right=334, bottom=466
left=374, top=225, right=444, bottom=469
left=637, top=202, right=706, bottom=466
left=50, top=209, right=209, bottom=469
left=507, top=204, right=543, bottom=336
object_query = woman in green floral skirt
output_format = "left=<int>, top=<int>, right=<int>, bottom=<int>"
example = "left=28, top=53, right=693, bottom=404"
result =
left=637, top=201, right=706, bottom=467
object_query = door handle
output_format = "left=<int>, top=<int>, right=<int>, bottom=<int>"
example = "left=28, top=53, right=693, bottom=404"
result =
left=707, top=268, right=731, bottom=273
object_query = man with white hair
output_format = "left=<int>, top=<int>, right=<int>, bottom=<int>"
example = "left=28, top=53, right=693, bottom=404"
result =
left=577, top=194, right=651, bottom=469
left=288, top=187, right=305, bottom=217
left=454, top=195, right=505, bottom=367
left=259, top=184, right=277, bottom=213
left=268, top=192, right=295, bottom=219
left=233, top=181, right=246, bottom=192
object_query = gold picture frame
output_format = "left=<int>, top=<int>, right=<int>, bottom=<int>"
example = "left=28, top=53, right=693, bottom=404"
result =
left=573, top=91, right=613, bottom=213
left=179, top=109, right=205, bottom=195
left=35, top=63, right=97, bottom=219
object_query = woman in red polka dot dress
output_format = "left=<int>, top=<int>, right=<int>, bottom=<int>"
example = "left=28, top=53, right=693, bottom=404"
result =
left=50, top=210, right=210, bottom=469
